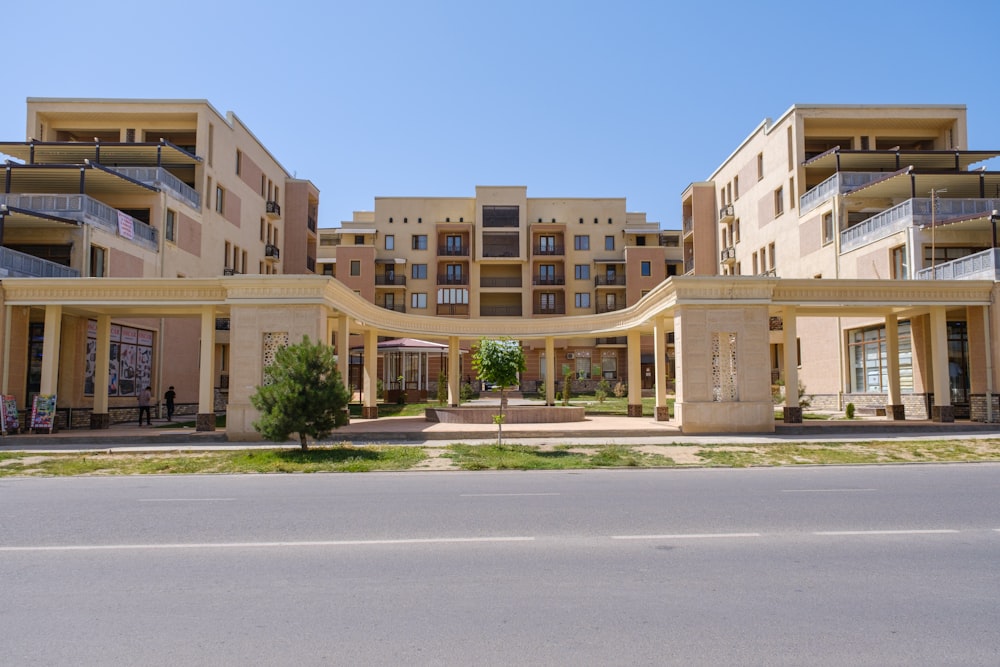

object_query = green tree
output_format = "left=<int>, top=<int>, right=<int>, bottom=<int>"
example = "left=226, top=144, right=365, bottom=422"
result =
left=471, top=337, right=526, bottom=445
left=250, top=335, right=350, bottom=450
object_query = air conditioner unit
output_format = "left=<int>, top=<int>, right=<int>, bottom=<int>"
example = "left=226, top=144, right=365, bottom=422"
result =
left=566, top=353, right=575, bottom=360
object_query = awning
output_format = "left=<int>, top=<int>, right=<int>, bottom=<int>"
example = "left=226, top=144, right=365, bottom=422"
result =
left=803, top=147, right=1000, bottom=171
left=844, top=169, right=1000, bottom=200
left=0, top=140, right=200, bottom=167
left=1, top=162, right=159, bottom=196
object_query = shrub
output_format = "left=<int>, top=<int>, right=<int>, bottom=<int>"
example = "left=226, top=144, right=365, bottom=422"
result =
left=460, top=382, right=476, bottom=401
left=613, top=381, right=627, bottom=398
left=436, top=372, right=448, bottom=405
left=846, top=402, right=855, bottom=419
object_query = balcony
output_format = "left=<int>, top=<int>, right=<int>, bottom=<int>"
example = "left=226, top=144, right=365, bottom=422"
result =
left=266, top=200, right=281, bottom=217
left=374, top=275, right=406, bottom=286
left=684, top=258, right=694, bottom=274
left=596, top=336, right=627, bottom=345
left=223, top=267, right=240, bottom=276
left=307, top=215, right=317, bottom=232
left=437, top=303, right=469, bottom=316
left=659, top=233, right=680, bottom=247
left=0, top=246, right=79, bottom=277
left=265, top=244, right=280, bottom=260
left=915, top=248, right=1000, bottom=280
left=718, top=204, right=734, bottom=222
left=482, top=243, right=519, bottom=258
left=377, top=302, right=406, bottom=313
left=532, top=244, right=565, bottom=256
left=107, top=166, right=201, bottom=210
left=720, top=246, right=736, bottom=264
left=532, top=275, right=565, bottom=286
left=215, top=318, right=231, bottom=331
left=758, top=268, right=777, bottom=277
left=481, top=305, right=522, bottom=316
left=533, top=305, right=566, bottom=315
left=437, top=274, right=468, bottom=285
left=306, top=256, right=316, bottom=272
left=480, top=276, right=522, bottom=288
left=438, top=245, right=469, bottom=256
left=799, top=172, right=890, bottom=214
left=594, top=275, right=626, bottom=287
left=0, top=193, right=158, bottom=251
left=595, top=303, right=625, bottom=314
left=682, top=216, right=693, bottom=236
left=841, top=198, right=1000, bottom=253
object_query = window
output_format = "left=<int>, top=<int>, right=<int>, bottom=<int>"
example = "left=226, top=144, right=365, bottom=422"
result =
left=260, top=218, right=266, bottom=242
left=165, top=209, right=176, bottom=242
left=350, top=260, right=360, bottom=276
left=733, top=219, right=740, bottom=243
left=538, top=235, right=555, bottom=253
left=235, top=149, right=242, bottom=175
left=412, top=235, right=428, bottom=250
left=385, top=235, right=394, bottom=250
left=768, top=242, right=776, bottom=269
left=574, top=235, right=590, bottom=250
left=605, top=235, right=615, bottom=250
left=789, top=178, right=795, bottom=209
left=224, top=241, right=231, bottom=268
left=539, top=264, right=555, bottom=283
left=574, top=264, right=590, bottom=280
left=437, top=288, right=468, bottom=304
left=411, top=264, right=427, bottom=279
left=641, top=261, right=651, bottom=276
left=215, top=186, right=225, bottom=214
left=445, top=264, right=463, bottom=283
left=446, top=235, right=462, bottom=254
left=891, top=245, right=908, bottom=279
left=575, top=354, right=591, bottom=379
left=734, top=176, right=739, bottom=199
left=823, top=212, right=834, bottom=244
left=411, top=293, right=427, bottom=309
left=635, top=235, right=646, bottom=246
left=757, top=153, right=764, bottom=180
left=848, top=322, right=913, bottom=393
left=539, top=293, right=556, bottom=312
left=752, top=251, right=758, bottom=275
left=774, top=186, right=784, bottom=216
left=482, top=205, right=519, bottom=228
left=354, top=235, right=365, bottom=245
left=90, top=245, right=106, bottom=277
left=601, top=352, right=618, bottom=380
left=575, top=293, right=591, bottom=308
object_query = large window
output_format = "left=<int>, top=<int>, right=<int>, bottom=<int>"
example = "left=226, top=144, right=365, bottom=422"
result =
left=410, top=293, right=427, bottom=309
left=165, top=209, right=177, bottom=242
left=575, top=293, right=591, bottom=308
left=385, top=234, right=394, bottom=250
left=848, top=321, right=912, bottom=393
left=412, top=235, right=428, bottom=250
left=822, top=212, right=834, bottom=244
left=411, top=264, right=427, bottom=279
left=604, top=235, right=615, bottom=250
left=574, top=235, right=590, bottom=251
left=574, top=264, right=590, bottom=280
left=482, top=205, right=519, bottom=228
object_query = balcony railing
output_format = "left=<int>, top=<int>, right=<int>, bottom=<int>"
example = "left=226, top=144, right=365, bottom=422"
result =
left=482, top=244, right=519, bottom=258
left=307, top=215, right=317, bottom=232
left=306, top=256, right=316, bottom=272
left=533, top=244, right=565, bottom=255
left=265, top=244, right=280, bottom=260
left=841, top=198, right=1000, bottom=252
left=684, top=258, right=694, bottom=274
left=595, top=303, right=625, bottom=314
left=223, top=267, right=240, bottom=276
left=799, top=172, right=890, bottom=214
left=596, top=336, right=627, bottom=345
left=266, top=200, right=281, bottom=217
left=758, top=268, right=777, bottom=277
left=659, top=234, right=680, bottom=247
left=377, top=303, right=406, bottom=312
left=682, top=216, right=693, bottom=235
left=533, top=305, right=566, bottom=315
left=437, top=303, right=469, bottom=316
left=107, top=166, right=201, bottom=210
left=0, top=193, right=158, bottom=251
left=438, top=245, right=469, bottom=256
left=480, top=276, right=522, bottom=288
left=915, top=248, right=1000, bottom=280
left=437, top=275, right=468, bottom=285
left=718, top=204, right=734, bottom=222
left=0, top=246, right=79, bottom=277
left=215, top=318, right=231, bottom=330
left=532, top=275, right=565, bottom=286
left=480, top=305, right=522, bottom=316
left=374, top=275, right=406, bottom=286
left=594, top=275, right=626, bottom=286
left=720, top=246, right=736, bottom=263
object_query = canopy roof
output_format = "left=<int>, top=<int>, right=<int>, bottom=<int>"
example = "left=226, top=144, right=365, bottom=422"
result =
left=351, top=337, right=466, bottom=354
left=1, top=162, right=158, bottom=196
left=804, top=147, right=1000, bottom=172
left=843, top=168, right=1000, bottom=200
left=0, top=140, right=200, bottom=167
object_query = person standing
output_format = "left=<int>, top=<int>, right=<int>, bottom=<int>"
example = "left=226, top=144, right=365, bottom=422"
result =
left=164, top=386, right=176, bottom=421
left=138, top=386, right=152, bottom=426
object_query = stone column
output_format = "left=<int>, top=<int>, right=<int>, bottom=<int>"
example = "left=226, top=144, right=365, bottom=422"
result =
left=40, top=305, right=62, bottom=396
left=782, top=307, right=802, bottom=423
left=337, top=315, right=350, bottom=396
left=885, top=314, right=905, bottom=420
left=196, top=306, right=217, bottom=431
left=545, top=337, right=555, bottom=405
left=653, top=316, right=669, bottom=421
left=626, top=329, right=642, bottom=417
left=448, top=336, right=460, bottom=406
left=91, top=315, right=112, bottom=429
left=929, top=306, right=953, bottom=422
left=362, top=328, right=378, bottom=419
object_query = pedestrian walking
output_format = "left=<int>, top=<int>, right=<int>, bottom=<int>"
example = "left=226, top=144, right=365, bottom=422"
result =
left=164, top=385, right=176, bottom=421
left=138, top=386, right=152, bottom=426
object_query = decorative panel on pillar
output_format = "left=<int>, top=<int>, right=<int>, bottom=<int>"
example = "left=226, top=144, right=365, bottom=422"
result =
left=262, top=332, right=289, bottom=383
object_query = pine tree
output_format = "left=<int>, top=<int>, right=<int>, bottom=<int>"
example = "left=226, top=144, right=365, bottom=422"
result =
left=250, top=335, right=350, bottom=450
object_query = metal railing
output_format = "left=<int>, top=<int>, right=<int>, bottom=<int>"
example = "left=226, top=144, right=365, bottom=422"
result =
left=482, top=244, right=519, bottom=258
left=0, top=246, right=79, bottom=277
left=718, top=204, right=734, bottom=222
left=307, top=215, right=317, bottom=232
left=533, top=305, right=566, bottom=315
left=595, top=336, right=627, bottom=344
left=532, top=275, right=565, bottom=285
left=266, top=201, right=281, bottom=216
left=480, top=305, right=523, bottom=316
left=480, top=276, right=522, bottom=288
left=915, top=248, right=1000, bottom=280
left=595, top=304, right=624, bottom=314
left=108, top=166, right=201, bottom=210
left=798, top=172, right=889, bottom=214
left=682, top=216, right=692, bottom=235
left=720, top=246, right=736, bottom=263
left=595, top=275, right=626, bottom=286
left=374, top=275, right=406, bottom=286
left=265, top=244, right=280, bottom=259
left=437, top=275, right=468, bottom=285
left=377, top=303, right=406, bottom=312
left=841, top=198, right=1000, bottom=252
left=533, top=244, right=565, bottom=255
left=436, top=304, right=470, bottom=316
left=437, top=245, right=469, bottom=256
left=0, top=193, right=158, bottom=251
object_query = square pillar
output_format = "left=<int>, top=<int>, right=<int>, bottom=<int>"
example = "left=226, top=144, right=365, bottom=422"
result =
left=362, top=328, right=378, bottom=419
left=626, top=330, right=642, bottom=417
left=40, top=305, right=62, bottom=396
left=91, top=315, right=112, bottom=429
left=545, top=337, right=555, bottom=406
left=782, top=306, right=802, bottom=423
left=653, top=316, right=669, bottom=421
left=929, top=306, right=953, bottom=422
left=447, top=336, right=460, bottom=406
left=197, top=306, right=217, bottom=431
left=884, top=314, right=905, bottom=420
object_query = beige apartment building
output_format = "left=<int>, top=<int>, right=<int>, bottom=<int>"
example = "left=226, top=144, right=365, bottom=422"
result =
left=683, top=104, right=1000, bottom=420
left=316, top=186, right=683, bottom=395
left=0, top=98, right=319, bottom=427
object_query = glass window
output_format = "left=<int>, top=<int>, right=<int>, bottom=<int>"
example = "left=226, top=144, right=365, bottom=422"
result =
left=412, top=235, right=427, bottom=250
left=410, top=293, right=427, bottom=309
left=604, top=235, right=614, bottom=250
left=574, top=264, right=590, bottom=280
left=350, top=260, right=360, bottom=276
left=215, top=186, right=224, bottom=214
left=641, top=261, right=651, bottom=276
left=822, top=212, right=834, bottom=244
left=165, top=209, right=176, bottom=242
left=575, top=293, right=591, bottom=308
left=411, top=264, right=427, bottom=279
left=848, top=322, right=912, bottom=393
left=385, top=235, right=394, bottom=250
left=574, top=235, right=590, bottom=251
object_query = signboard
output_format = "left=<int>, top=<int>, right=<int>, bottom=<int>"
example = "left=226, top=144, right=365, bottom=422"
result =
left=117, top=210, right=135, bottom=239
left=30, top=394, right=57, bottom=433
left=1, top=395, right=18, bottom=435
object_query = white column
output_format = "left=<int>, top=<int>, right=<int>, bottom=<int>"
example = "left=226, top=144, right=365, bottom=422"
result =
left=885, top=314, right=903, bottom=419
left=782, top=307, right=799, bottom=421
left=337, top=315, right=350, bottom=395
left=40, top=305, right=62, bottom=396
left=545, top=337, right=555, bottom=405
left=653, top=315, right=668, bottom=420
left=448, top=336, right=460, bottom=406
left=363, top=328, right=378, bottom=418
left=929, top=306, right=953, bottom=421
left=93, top=315, right=112, bottom=416
left=197, top=306, right=216, bottom=426
left=627, top=329, right=642, bottom=417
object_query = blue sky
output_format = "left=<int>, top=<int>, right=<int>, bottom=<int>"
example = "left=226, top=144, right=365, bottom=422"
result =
left=4, top=0, right=999, bottom=229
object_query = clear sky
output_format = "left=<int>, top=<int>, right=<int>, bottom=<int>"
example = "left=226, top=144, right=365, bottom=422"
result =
left=4, top=0, right=999, bottom=230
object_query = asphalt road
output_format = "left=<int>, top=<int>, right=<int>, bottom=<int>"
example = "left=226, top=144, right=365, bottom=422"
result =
left=2, top=465, right=998, bottom=665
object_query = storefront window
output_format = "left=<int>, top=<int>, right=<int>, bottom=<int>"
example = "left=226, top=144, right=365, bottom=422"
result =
left=848, top=321, right=911, bottom=393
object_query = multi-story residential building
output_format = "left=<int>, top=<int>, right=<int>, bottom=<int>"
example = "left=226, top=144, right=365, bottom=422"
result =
left=317, top=186, right=682, bottom=393
left=683, top=104, right=1000, bottom=420
left=0, top=98, right=319, bottom=426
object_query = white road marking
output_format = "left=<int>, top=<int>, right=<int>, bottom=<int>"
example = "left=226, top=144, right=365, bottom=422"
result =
left=814, top=529, right=959, bottom=536
left=460, top=493, right=561, bottom=497
left=138, top=498, right=235, bottom=502
left=0, top=536, right=536, bottom=553
left=612, top=533, right=762, bottom=540
left=781, top=488, right=877, bottom=493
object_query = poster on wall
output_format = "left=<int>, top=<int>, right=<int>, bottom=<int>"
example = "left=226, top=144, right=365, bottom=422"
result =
left=119, top=343, right=137, bottom=396
left=84, top=337, right=97, bottom=396
left=1, top=395, right=18, bottom=435
left=30, top=394, right=57, bottom=433
left=86, top=322, right=154, bottom=397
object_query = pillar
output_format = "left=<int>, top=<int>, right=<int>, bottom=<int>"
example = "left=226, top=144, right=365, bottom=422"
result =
left=545, top=337, right=555, bottom=405
left=362, top=328, right=378, bottom=418
left=885, top=314, right=905, bottom=420
left=337, top=315, right=350, bottom=397
left=929, top=306, right=953, bottom=422
left=626, top=330, right=642, bottom=417
left=39, top=305, right=62, bottom=396
left=196, top=306, right=217, bottom=430
left=653, top=315, right=669, bottom=421
left=447, top=336, right=460, bottom=406
left=782, top=307, right=802, bottom=423
left=90, top=315, right=112, bottom=429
